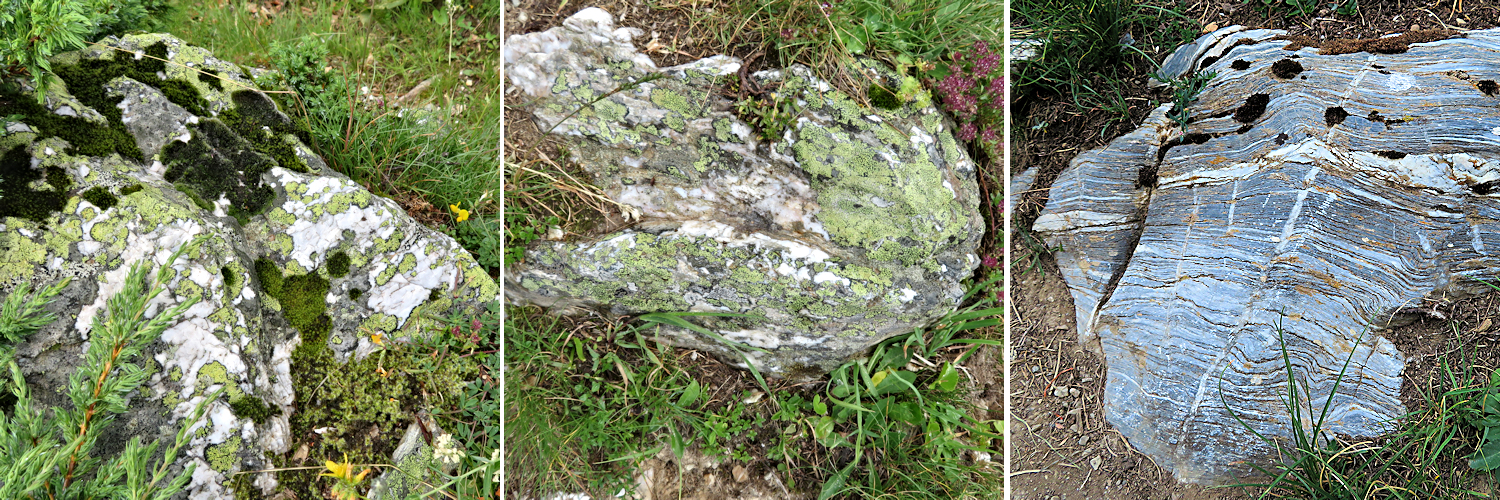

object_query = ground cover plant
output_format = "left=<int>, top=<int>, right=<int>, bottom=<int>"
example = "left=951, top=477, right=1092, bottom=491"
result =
left=0, top=241, right=219, bottom=500
left=503, top=0, right=1004, bottom=497
left=1011, top=0, right=1500, bottom=498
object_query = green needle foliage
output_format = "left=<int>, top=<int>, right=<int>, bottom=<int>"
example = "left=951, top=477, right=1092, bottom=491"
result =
left=0, top=236, right=221, bottom=499
left=1, top=0, right=172, bottom=99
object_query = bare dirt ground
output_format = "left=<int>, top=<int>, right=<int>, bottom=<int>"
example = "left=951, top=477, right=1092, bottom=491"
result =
left=1010, top=2, right=1500, bottom=499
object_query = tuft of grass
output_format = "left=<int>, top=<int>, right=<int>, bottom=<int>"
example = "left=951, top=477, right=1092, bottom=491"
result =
left=504, top=274, right=1004, bottom=499
left=1220, top=317, right=1491, bottom=499
left=1014, top=0, right=1198, bottom=130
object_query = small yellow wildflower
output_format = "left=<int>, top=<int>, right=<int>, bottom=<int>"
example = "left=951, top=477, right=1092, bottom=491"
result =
left=320, top=454, right=372, bottom=500
left=449, top=204, right=470, bottom=222
left=371, top=332, right=384, bottom=346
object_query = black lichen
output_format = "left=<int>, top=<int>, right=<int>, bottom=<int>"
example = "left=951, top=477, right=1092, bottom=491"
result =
left=1230, top=59, right=1251, bottom=70
left=1325, top=106, right=1349, bottom=126
left=0, top=145, right=69, bottom=222
left=1480, top=80, right=1499, bottom=97
left=228, top=395, right=280, bottom=424
left=1233, top=94, right=1269, bottom=123
left=81, top=186, right=118, bottom=210
left=327, top=251, right=350, bottom=278
left=1271, top=59, right=1304, bottom=79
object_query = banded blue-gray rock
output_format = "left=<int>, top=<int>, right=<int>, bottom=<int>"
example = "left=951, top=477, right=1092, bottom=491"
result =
left=1035, top=27, right=1500, bottom=484
left=505, top=8, right=983, bottom=377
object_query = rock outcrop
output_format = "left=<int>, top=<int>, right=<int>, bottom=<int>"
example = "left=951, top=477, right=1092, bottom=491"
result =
left=1035, top=27, right=1500, bottom=484
left=0, top=34, right=497, bottom=496
left=504, top=8, right=983, bottom=377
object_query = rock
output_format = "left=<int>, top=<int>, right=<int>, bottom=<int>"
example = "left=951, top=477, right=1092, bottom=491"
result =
left=0, top=34, right=497, bottom=497
left=367, top=416, right=456, bottom=500
left=504, top=8, right=982, bottom=377
left=1035, top=27, right=1500, bottom=484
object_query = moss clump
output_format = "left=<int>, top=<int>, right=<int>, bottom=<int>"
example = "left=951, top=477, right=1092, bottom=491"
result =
left=0, top=145, right=69, bottom=222
left=201, top=68, right=224, bottom=91
left=80, top=186, right=118, bottom=210
left=162, top=118, right=277, bottom=220
left=255, top=258, right=330, bottom=340
left=222, top=90, right=314, bottom=172
left=348, top=288, right=363, bottom=300
left=221, top=265, right=238, bottom=290
left=228, top=395, right=280, bottom=424
left=867, top=84, right=901, bottom=110
left=158, top=78, right=211, bottom=116
left=327, top=251, right=350, bottom=278
left=119, top=183, right=143, bottom=196
left=254, top=258, right=284, bottom=296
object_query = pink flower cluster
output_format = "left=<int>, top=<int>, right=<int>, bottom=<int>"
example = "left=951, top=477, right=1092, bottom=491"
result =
left=934, top=40, right=1004, bottom=148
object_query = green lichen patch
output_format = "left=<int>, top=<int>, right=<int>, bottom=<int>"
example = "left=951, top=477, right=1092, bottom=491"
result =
left=0, top=145, right=69, bottom=222
left=80, top=186, right=118, bottom=210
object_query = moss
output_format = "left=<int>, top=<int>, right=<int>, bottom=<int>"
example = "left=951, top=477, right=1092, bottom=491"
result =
left=201, top=68, right=224, bottom=91
left=158, top=79, right=211, bottom=116
left=224, top=90, right=314, bottom=169
left=162, top=118, right=277, bottom=219
left=228, top=394, right=280, bottom=424
left=327, top=251, right=350, bottom=278
left=80, top=186, right=118, bottom=210
left=119, top=183, right=143, bottom=196
left=256, top=259, right=331, bottom=342
left=0, top=145, right=69, bottom=222
left=254, top=258, right=284, bottom=296
left=348, top=288, right=363, bottom=300
left=867, top=84, right=901, bottom=110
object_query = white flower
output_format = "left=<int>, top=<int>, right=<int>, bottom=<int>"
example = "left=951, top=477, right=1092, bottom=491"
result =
left=433, top=433, right=464, bottom=465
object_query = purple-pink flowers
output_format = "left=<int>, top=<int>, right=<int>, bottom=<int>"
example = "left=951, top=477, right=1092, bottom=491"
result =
left=933, top=39, right=1004, bottom=153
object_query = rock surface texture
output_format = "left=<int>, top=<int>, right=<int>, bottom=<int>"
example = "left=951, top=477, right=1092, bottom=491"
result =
left=1034, top=27, right=1500, bottom=484
left=504, top=8, right=982, bottom=377
left=0, top=34, right=497, bottom=497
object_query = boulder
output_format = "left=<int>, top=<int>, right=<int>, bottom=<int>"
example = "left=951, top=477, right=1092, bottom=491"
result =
left=0, top=34, right=497, bottom=497
left=504, top=8, right=983, bottom=377
left=1034, top=27, right=1500, bottom=484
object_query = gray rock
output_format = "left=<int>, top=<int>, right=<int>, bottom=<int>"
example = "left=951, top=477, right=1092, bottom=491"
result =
left=1035, top=28, right=1500, bottom=484
left=505, top=8, right=983, bottom=377
left=1, top=33, right=497, bottom=497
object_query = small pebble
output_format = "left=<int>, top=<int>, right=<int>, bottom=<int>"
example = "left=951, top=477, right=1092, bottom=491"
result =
left=1069, top=387, right=1082, bottom=398
left=1079, top=435, right=1090, bottom=446
left=733, top=465, right=748, bottom=483
left=1090, top=455, right=1103, bottom=470
left=1031, top=365, right=1041, bottom=374
left=1053, top=386, right=1069, bottom=398
left=1081, top=377, right=1094, bottom=384
left=1066, top=408, right=1082, bottom=416
left=1070, top=423, right=1081, bottom=433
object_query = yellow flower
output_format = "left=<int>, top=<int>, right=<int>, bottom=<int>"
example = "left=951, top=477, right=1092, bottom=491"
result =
left=320, top=454, right=372, bottom=500
left=449, top=204, right=470, bottom=222
left=371, top=332, right=384, bottom=346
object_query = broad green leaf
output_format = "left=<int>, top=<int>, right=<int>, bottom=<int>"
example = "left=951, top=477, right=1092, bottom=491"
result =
left=677, top=379, right=700, bottom=408
left=931, top=362, right=960, bottom=392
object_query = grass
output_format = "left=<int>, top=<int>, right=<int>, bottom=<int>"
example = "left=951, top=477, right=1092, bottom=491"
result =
left=1012, top=0, right=1199, bottom=134
left=503, top=274, right=1004, bottom=498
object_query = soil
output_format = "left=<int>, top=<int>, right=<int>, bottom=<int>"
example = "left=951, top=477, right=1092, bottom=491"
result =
left=504, top=1, right=1004, bottom=498
left=1010, top=2, right=1500, bottom=499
